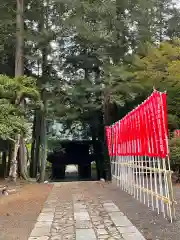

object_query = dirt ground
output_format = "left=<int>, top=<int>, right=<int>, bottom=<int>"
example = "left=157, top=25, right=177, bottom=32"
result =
left=0, top=180, right=52, bottom=240
left=0, top=177, right=180, bottom=240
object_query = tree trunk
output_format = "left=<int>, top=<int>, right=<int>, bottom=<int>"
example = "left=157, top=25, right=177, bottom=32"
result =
left=39, top=104, right=47, bottom=182
left=90, top=120, right=104, bottom=180
left=30, top=112, right=38, bottom=177
left=8, top=0, right=24, bottom=182
left=2, top=151, right=7, bottom=178
left=103, top=92, right=112, bottom=181
left=32, top=0, right=49, bottom=182
left=9, top=134, right=21, bottom=181
left=7, top=145, right=12, bottom=177
left=158, top=1, right=163, bottom=43
left=15, top=0, right=24, bottom=77
left=103, top=127, right=112, bottom=181
left=34, top=110, right=42, bottom=180
left=19, top=137, right=28, bottom=180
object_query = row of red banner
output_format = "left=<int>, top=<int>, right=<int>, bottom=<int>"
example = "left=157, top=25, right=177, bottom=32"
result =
left=106, top=90, right=169, bottom=158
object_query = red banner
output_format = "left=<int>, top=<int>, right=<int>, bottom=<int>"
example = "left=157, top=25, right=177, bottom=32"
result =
left=113, top=122, right=119, bottom=156
left=153, top=91, right=168, bottom=158
left=174, top=130, right=180, bottom=138
left=106, top=90, right=169, bottom=158
left=117, top=121, right=121, bottom=156
left=105, top=126, right=112, bottom=157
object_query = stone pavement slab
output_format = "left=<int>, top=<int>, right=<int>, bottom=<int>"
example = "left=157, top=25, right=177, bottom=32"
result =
left=28, top=182, right=146, bottom=240
left=76, top=229, right=96, bottom=240
left=109, top=214, right=132, bottom=227
left=74, top=211, right=90, bottom=221
left=103, top=203, right=120, bottom=212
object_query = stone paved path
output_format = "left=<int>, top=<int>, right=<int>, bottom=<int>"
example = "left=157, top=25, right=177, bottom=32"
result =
left=28, top=182, right=146, bottom=240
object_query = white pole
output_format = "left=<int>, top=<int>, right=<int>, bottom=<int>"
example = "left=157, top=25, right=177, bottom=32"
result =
left=160, top=92, right=174, bottom=221
left=135, top=155, right=139, bottom=200
left=145, top=156, right=150, bottom=207
left=138, top=155, right=142, bottom=202
left=141, top=155, right=146, bottom=204
left=157, top=157, right=165, bottom=217
left=153, top=156, right=159, bottom=213
left=148, top=156, right=154, bottom=211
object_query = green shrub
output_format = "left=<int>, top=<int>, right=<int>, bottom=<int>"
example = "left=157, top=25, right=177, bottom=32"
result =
left=169, top=137, right=180, bottom=182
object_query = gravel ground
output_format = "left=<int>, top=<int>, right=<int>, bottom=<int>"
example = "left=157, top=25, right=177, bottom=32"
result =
left=53, top=168, right=180, bottom=240
left=53, top=181, right=180, bottom=240
left=97, top=182, right=180, bottom=240
left=0, top=181, right=52, bottom=240
left=35, top=179, right=180, bottom=240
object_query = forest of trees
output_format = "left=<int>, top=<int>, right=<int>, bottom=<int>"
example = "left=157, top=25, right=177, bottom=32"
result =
left=0, top=0, right=180, bottom=182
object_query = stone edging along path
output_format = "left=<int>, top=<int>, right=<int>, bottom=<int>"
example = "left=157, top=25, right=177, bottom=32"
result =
left=28, top=183, right=146, bottom=240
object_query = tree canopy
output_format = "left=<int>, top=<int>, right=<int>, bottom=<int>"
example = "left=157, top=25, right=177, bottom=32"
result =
left=0, top=0, right=180, bottom=181
left=0, top=75, right=39, bottom=141
left=134, top=40, right=180, bottom=129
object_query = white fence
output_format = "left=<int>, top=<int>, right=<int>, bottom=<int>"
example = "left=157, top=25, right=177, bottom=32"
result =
left=111, top=155, right=176, bottom=222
